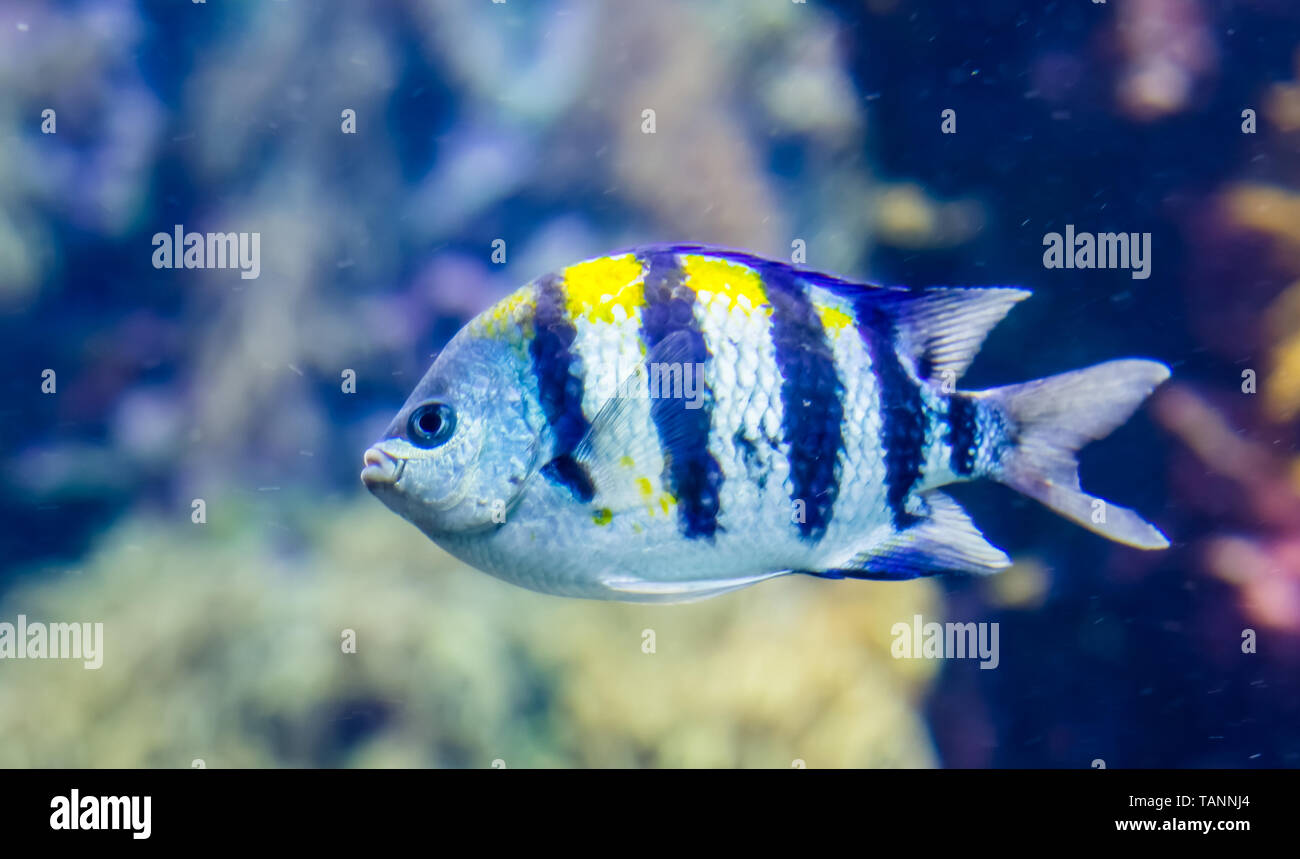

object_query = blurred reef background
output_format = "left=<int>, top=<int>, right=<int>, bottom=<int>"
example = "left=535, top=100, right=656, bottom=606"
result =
left=1, top=0, right=1298, bottom=767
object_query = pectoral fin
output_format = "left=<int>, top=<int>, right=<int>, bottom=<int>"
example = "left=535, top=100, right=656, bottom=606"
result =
left=564, top=330, right=700, bottom=514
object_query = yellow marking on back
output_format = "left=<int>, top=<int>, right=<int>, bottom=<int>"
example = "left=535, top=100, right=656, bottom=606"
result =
left=814, top=299, right=855, bottom=335
left=635, top=476, right=653, bottom=497
left=562, top=254, right=646, bottom=324
left=680, top=255, right=771, bottom=316
left=472, top=285, right=535, bottom=341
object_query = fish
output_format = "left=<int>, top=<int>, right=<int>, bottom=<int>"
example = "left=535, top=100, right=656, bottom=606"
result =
left=362, top=244, right=1170, bottom=602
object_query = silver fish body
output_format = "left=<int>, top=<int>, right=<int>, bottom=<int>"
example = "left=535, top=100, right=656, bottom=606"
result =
left=363, top=245, right=1170, bottom=602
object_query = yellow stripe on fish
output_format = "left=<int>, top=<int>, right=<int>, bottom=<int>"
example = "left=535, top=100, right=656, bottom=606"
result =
left=674, top=253, right=792, bottom=541
left=679, top=255, right=772, bottom=316
left=558, top=255, right=675, bottom=510
left=561, top=254, right=647, bottom=324
left=813, top=297, right=855, bottom=334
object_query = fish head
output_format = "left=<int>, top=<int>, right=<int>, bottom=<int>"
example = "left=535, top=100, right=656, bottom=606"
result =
left=362, top=334, right=538, bottom=536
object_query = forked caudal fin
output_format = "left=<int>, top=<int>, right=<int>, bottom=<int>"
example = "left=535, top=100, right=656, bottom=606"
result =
left=986, top=359, right=1171, bottom=549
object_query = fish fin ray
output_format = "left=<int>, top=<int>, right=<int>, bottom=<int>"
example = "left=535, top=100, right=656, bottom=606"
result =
left=888, top=287, right=1031, bottom=383
left=620, top=246, right=1027, bottom=384
left=598, top=569, right=789, bottom=602
left=806, top=491, right=1012, bottom=580
left=988, top=359, right=1171, bottom=549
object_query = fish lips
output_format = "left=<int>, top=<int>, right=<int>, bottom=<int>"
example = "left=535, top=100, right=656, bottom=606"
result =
left=361, top=446, right=405, bottom=488
left=360, top=445, right=470, bottom=512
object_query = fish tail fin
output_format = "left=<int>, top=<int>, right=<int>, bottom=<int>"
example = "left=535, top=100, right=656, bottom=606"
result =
left=985, top=359, right=1171, bottom=549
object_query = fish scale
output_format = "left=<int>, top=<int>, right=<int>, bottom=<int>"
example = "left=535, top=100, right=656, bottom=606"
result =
left=560, top=258, right=676, bottom=521
left=678, top=255, right=791, bottom=550
left=805, top=283, right=890, bottom=567
left=364, top=244, right=1172, bottom=601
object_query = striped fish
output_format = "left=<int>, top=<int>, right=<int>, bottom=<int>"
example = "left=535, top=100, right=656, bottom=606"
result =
left=362, top=244, right=1170, bottom=602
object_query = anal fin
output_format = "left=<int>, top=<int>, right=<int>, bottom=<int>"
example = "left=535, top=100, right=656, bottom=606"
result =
left=814, top=491, right=1011, bottom=580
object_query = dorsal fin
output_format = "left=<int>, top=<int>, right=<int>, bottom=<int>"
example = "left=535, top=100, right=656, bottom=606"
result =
left=615, top=245, right=1029, bottom=384
left=882, top=287, right=1030, bottom=384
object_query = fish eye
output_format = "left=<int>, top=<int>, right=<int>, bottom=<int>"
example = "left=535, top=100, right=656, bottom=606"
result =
left=407, top=402, right=456, bottom=449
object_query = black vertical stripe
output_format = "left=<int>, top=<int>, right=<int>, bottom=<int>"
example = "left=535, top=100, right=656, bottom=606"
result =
left=638, top=251, right=724, bottom=540
left=947, top=394, right=979, bottom=477
left=760, top=264, right=845, bottom=541
left=853, top=297, right=926, bottom=530
left=529, top=273, right=594, bottom=502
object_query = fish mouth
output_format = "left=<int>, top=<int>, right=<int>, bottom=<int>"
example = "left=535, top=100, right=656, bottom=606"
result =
left=361, top=446, right=405, bottom=487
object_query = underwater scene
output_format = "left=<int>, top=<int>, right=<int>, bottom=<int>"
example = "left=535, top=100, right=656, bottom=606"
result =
left=1, top=0, right=1298, bottom=770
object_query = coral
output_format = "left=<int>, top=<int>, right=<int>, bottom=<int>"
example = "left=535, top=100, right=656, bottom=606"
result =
left=0, top=501, right=940, bottom=768
left=1114, top=0, right=1217, bottom=121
